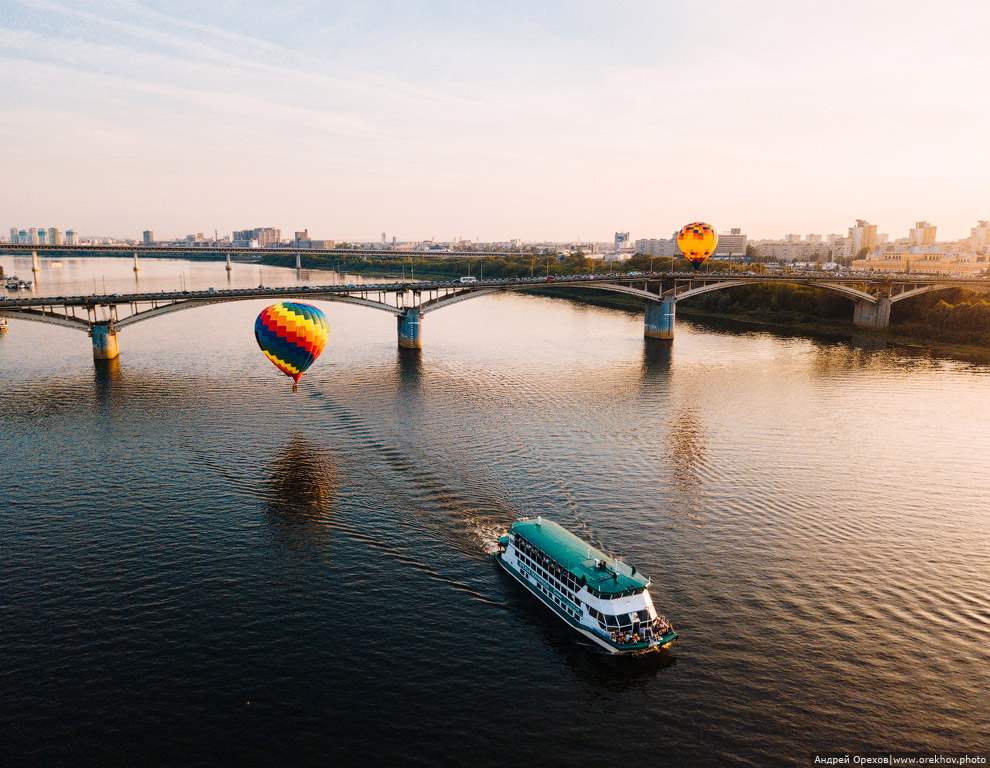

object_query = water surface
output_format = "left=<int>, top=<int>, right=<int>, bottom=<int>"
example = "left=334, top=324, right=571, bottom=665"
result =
left=2, top=256, right=988, bottom=766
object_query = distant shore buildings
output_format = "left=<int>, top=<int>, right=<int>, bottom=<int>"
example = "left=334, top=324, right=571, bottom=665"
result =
left=8, top=227, right=76, bottom=246
left=2, top=219, right=987, bottom=275
left=851, top=220, right=990, bottom=275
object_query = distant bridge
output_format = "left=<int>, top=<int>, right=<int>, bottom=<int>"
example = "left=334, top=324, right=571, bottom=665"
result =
left=0, top=242, right=530, bottom=262
left=2, top=268, right=985, bottom=362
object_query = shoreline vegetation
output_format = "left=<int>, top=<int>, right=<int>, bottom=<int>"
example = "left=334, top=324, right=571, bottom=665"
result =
left=256, top=251, right=990, bottom=363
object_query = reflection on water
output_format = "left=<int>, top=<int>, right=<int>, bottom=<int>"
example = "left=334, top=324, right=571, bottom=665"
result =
left=640, top=337, right=673, bottom=379
left=396, top=347, right=423, bottom=390
left=264, top=435, right=341, bottom=537
left=93, top=357, right=122, bottom=405
left=662, top=408, right=708, bottom=494
left=850, top=333, right=888, bottom=352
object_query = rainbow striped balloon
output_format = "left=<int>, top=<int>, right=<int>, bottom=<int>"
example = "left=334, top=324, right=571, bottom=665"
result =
left=254, top=302, right=329, bottom=389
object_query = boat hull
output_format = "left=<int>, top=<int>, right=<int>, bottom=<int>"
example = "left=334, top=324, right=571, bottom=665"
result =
left=496, top=553, right=675, bottom=654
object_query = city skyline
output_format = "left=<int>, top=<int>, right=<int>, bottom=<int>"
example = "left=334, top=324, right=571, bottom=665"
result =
left=2, top=1, right=990, bottom=240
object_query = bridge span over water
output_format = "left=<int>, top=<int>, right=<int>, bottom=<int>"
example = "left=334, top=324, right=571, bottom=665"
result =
left=2, top=269, right=984, bottom=362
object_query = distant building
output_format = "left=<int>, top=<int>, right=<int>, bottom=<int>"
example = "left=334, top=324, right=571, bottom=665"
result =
left=714, top=227, right=747, bottom=257
left=614, top=232, right=631, bottom=251
left=751, top=237, right=833, bottom=262
left=294, top=238, right=335, bottom=249
left=233, top=227, right=281, bottom=247
left=971, top=220, right=990, bottom=254
left=849, top=219, right=878, bottom=257
left=634, top=238, right=676, bottom=258
left=65, top=229, right=78, bottom=245
left=909, top=221, right=936, bottom=246
left=853, top=249, right=986, bottom=275
left=143, top=230, right=154, bottom=245
left=294, top=230, right=309, bottom=243
left=48, top=227, right=63, bottom=245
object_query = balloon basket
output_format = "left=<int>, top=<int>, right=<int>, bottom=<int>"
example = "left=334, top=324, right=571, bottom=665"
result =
left=292, top=383, right=299, bottom=393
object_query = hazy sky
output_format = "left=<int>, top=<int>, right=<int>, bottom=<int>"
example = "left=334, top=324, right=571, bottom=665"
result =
left=2, top=0, right=989, bottom=241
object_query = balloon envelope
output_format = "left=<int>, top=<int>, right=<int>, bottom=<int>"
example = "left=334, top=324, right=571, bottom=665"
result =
left=255, top=302, right=329, bottom=384
left=677, top=222, right=718, bottom=270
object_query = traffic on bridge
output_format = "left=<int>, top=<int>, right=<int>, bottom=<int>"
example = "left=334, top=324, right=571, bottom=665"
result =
left=1, top=269, right=986, bottom=362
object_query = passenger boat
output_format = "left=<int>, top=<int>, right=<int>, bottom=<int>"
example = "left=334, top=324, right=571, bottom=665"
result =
left=496, top=517, right=677, bottom=653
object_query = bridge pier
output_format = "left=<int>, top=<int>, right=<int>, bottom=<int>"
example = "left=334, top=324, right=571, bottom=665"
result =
left=853, top=298, right=891, bottom=330
left=397, top=308, right=422, bottom=349
left=133, top=251, right=140, bottom=272
left=32, top=250, right=40, bottom=273
left=644, top=297, right=676, bottom=340
left=226, top=253, right=232, bottom=272
left=90, top=323, right=120, bottom=361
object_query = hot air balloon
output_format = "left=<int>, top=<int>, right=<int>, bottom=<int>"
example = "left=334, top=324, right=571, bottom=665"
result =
left=677, top=222, right=718, bottom=270
left=254, top=302, right=329, bottom=391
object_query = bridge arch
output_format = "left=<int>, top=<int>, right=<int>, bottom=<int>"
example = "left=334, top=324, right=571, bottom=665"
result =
left=417, top=281, right=667, bottom=315
left=0, top=308, right=92, bottom=332
left=672, top=279, right=878, bottom=304
left=888, top=283, right=966, bottom=304
left=113, top=292, right=403, bottom=329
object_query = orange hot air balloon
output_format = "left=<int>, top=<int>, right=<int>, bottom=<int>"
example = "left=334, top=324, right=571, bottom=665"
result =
left=677, top=222, right=718, bottom=270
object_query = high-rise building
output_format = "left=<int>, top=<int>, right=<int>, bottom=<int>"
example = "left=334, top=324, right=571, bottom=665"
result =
left=714, top=227, right=747, bottom=257
left=48, top=227, right=63, bottom=245
left=970, top=221, right=990, bottom=254
left=9, top=228, right=17, bottom=243
left=614, top=232, right=631, bottom=251
left=849, top=219, right=878, bottom=256
left=233, top=227, right=281, bottom=247
left=909, top=221, right=936, bottom=246
left=18, top=229, right=27, bottom=244
left=65, top=229, right=78, bottom=245
left=143, top=230, right=154, bottom=245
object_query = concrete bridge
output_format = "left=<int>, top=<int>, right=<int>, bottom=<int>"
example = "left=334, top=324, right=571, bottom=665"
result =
left=0, top=270, right=985, bottom=361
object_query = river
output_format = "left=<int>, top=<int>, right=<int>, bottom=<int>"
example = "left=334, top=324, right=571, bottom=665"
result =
left=2, top=255, right=988, bottom=766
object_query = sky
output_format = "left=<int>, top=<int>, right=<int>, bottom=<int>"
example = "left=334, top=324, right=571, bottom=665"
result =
left=2, top=0, right=989, bottom=242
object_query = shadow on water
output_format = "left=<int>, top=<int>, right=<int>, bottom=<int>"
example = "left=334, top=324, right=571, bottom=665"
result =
left=396, top=347, right=423, bottom=391
left=263, top=435, right=341, bottom=547
left=495, top=565, right=677, bottom=691
left=850, top=334, right=888, bottom=353
left=93, top=357, right=123, bottom=406
left=641, top=338, right=673, bottom=379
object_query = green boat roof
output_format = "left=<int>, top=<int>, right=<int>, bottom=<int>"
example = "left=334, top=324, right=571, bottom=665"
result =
left=510, top=518, right=651, bottom=596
